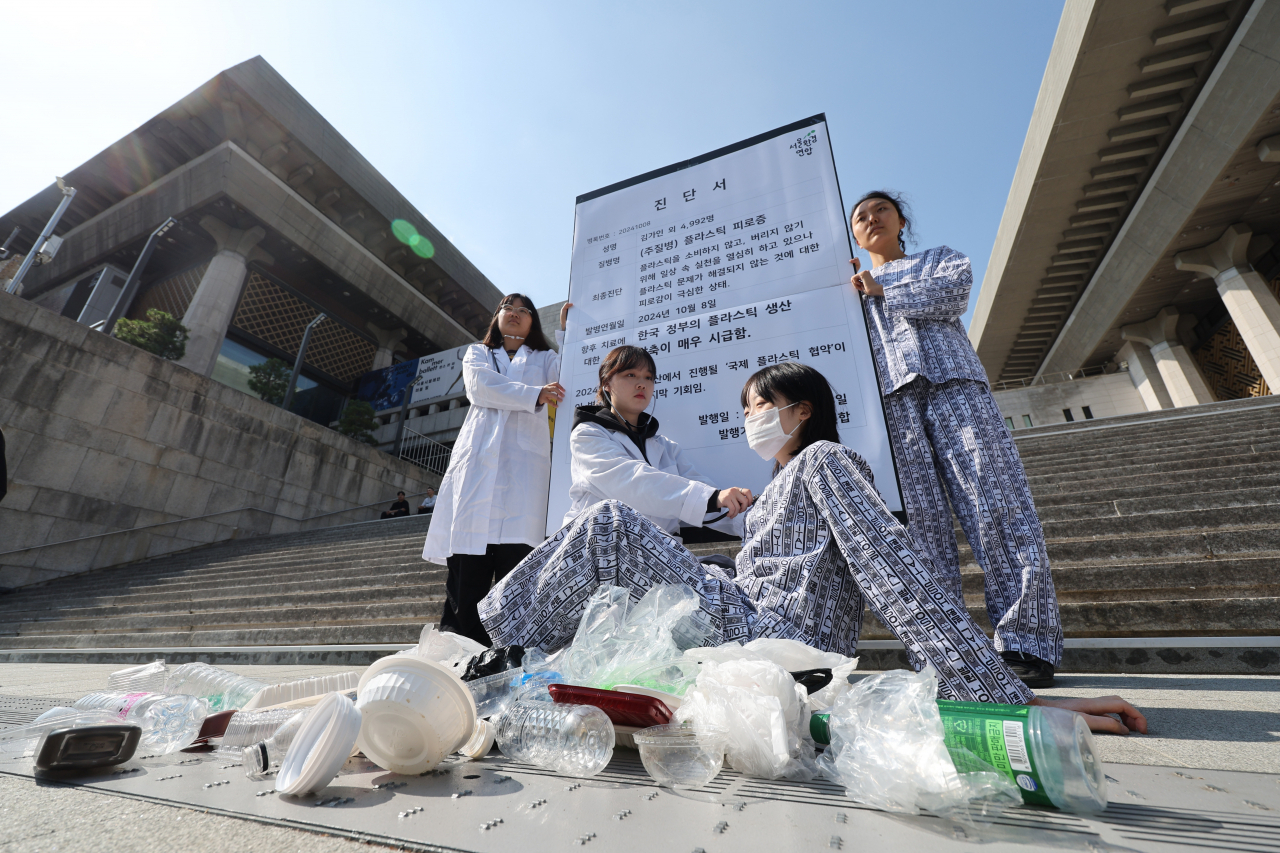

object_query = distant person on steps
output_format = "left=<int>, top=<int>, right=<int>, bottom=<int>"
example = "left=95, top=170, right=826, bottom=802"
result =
left=381, top=491, right=410, bottom=519
left=849, top=190, right=1062, bottom=688
left=422, top=294, right=570, bottom=645
left=417, top=488, right=437, bottom=515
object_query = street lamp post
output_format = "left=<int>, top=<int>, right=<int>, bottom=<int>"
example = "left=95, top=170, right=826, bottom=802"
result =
left=283, top=313, right=327, bottom=412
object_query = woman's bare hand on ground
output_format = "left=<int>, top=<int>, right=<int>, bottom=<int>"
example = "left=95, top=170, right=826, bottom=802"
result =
left=849, top=258, right=884, bottom=297
left=716, top=487, right=753, bottom=518
left=1029, top=695, right=1148, bottom=735
left=538, top=382, right=566, bottom=407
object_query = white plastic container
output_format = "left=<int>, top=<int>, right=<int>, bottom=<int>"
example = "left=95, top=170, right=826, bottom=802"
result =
left=275, top=693, right=361, bottom=796
left=355, top=654, right=476, bottom=775
left=494, top=700, right=615, bottom=778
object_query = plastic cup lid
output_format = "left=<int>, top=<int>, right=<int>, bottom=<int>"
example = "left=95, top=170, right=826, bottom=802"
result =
left=457, top=719, right=495, bottom=760
left=275, top=692, right=361, bottom=796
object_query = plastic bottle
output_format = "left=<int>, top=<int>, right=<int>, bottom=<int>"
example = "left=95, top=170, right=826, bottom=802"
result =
left=73, top=692, right=208, bottom=755
left=165, top=662, right=267, bottom=712
left=218, top=708, right=303, bottom=755
left=810, top=700, right=1108, bottom=813
left=494, top=699, right=615, bottom=778
left=107, top=659, right=168, bottom=693
left=244, top=709, right=311, bottom=778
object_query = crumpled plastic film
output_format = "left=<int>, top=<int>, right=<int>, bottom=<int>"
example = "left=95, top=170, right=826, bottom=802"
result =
left=682, top=637, right=859, bottom=712
left=816, top=667, right=1021, bottom=821
left=404, top=625, right=488, bottom=674
left=675, top=658, right=817, bottom=780
left=558, top=584, right=712, bottom=692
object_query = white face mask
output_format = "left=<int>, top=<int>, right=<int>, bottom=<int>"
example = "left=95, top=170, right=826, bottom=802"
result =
left=745, top=402, right=800, bottom=460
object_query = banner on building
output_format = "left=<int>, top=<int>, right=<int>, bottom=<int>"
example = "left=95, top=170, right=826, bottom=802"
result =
left=547, top=114, right=902, bottom=535
left=354, top=347, right=467, bottom=412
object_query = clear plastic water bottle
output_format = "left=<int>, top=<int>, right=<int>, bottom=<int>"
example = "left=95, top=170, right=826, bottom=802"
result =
left=107, top=659, right=168, bottom=693
left=244, top=709, right=310, bottom=777
left=218, top=708, right=303, bottom=755
left=73, top=692, right=208, bottom=755
left=495, top=700, right=614, bottom=778
left=165, top=662, right=267, bottom=712
left=811, top=700, right=1108, bottom=813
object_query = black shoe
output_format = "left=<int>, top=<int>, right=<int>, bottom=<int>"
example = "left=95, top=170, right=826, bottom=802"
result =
left=1001, top=651, right=1055, bottom=688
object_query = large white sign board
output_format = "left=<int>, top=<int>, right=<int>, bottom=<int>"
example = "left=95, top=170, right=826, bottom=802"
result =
left=548, top=115, right=902, bottom=535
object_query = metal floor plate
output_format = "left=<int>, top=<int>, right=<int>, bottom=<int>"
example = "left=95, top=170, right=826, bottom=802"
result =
left=2, top=743, right=1278, bottom=852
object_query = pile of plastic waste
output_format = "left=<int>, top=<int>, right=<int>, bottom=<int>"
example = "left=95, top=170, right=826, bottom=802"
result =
left=1, top=581, right=1109, bottom=822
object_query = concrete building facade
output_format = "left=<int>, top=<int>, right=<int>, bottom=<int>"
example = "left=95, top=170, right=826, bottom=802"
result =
left=972, top=0, right=1280, bottom=424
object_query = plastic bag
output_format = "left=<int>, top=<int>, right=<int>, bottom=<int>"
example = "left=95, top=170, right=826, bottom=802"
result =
left=675, top=658, right=817, bottom=780
left=405, top=625, right=488, bottom=674
left=683, top=637, right=855, bottom=672
left=559, top=584, right=713, bottom=692
left=807, top=660, right=860, bottom=713
left=462, top=646, right=525, bottom=682
left=816, top=667, right=1020, bottom=820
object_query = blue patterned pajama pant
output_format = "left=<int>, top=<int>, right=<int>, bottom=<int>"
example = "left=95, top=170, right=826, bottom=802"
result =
left=883, top=378, right=1063, bottom=666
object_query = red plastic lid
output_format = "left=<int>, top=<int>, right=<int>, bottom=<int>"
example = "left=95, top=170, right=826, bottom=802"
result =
left=548, top=684, right=672, bottom=728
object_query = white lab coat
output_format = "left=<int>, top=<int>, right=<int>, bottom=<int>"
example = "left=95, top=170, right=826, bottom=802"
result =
left=422, top=342, right=561, bottom=564
left=565, top=421, right=743, bottom=540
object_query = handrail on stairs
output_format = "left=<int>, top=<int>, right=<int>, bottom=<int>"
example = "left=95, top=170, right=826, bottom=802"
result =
left=0, top=489, right=437, bottom=560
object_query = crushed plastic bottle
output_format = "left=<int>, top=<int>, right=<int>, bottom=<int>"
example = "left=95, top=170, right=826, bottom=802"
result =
left=494, top=700, right=614, bottom=778
left=244, top=709, right=311, bottom=778
left=107, top=659, right=168, bottom=693
left=165, top=662, right=267, bottom=712
left=72, top=692, right=208, bottom=755
left=811, top=701, right=1107, bottom=813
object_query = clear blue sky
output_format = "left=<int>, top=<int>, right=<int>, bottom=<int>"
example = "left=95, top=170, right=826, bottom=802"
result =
left=0, top=1, right=1062, bottom=329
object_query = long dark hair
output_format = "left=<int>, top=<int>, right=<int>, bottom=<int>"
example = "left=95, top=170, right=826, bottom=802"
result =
left=481, top=294, right=553, bottom=351
left=596, top=345, right=657, bottom=405
left=740, top=361, right=841, bottom=462
left=850, top=189, right=916, bottom=252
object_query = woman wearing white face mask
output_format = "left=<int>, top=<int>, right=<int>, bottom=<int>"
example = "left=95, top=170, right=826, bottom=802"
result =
left=477, top=361, right=1147, bottom=731
left=563, top=345, right=752, bottom=540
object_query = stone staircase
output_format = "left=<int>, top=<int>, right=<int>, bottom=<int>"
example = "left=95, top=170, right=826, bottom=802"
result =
left=0, top=514, right=442, bottom=658
left=1, top=396, right=1277, bottom=670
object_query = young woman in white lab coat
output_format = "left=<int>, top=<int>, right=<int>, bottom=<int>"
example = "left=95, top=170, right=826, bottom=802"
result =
left=422, top=294, right=568, bottom=644
left=565, top=345, right=753, bottom=541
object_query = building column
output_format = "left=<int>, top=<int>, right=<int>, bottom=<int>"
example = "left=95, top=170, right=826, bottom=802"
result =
left=1176, top=223, right=1280, bottom=393
left=366, top=324, right=408, bottom=371
left=1116, top=341, right=1174, bottom=411
left=176, top=216, right=273, bottom=377
left=1120, top=307, right=1215, bottom=408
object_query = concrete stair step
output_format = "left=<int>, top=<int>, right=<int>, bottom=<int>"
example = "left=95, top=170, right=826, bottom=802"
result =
left=1021, top=436, right=1280, bottom=472
left=0, top=621, right=438, bottom=649
left=0, top=581, right=448, bottom=621
left=1025, top=450, right=1280, bottom=486
left=1036, top=503, right=1280, bottom=540
left=1029, top=460, right=1280, bottom=497
left=1034, top=485, right=1280, bottom=522
left=961, top=556, right=1280, bottom=597
left=859, top=596, right=1280, bottom=639
left=1032, top=471, right=1280, bottom=507
left=961, top=528, right=1280, bottom=568
left=2, top=598, right=447, bottom=636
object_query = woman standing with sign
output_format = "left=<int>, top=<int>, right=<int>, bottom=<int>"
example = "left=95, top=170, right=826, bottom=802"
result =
left=423, top=295, right=569, bottom=645
left=849, top=191, right=1062, bottom=687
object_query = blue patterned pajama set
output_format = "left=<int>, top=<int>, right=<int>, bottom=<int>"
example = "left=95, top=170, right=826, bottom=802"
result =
left=478, top=440, right=1032, bottom=704
left=863, top=246, right=1062, bottom=666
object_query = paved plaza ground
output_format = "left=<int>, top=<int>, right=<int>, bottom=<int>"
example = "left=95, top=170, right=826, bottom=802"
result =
left=1, top=663, right=1276, bottom=852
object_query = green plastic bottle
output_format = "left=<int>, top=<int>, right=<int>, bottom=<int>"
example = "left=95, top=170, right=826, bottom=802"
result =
left=810, top=700, right=1107, bottom=813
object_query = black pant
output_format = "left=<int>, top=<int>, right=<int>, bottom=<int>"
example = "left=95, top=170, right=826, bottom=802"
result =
left=441, top=543, right=533, bottom=646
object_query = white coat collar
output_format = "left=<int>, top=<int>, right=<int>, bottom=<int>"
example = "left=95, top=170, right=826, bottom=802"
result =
left=491, top=344, right=531, bottom=382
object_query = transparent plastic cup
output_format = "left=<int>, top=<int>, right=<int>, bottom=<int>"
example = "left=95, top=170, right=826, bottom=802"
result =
left=495, top=700, right=615, bottom=778
left=165, top=662, right=267, bottom=712
left=73, top=692, right=208, bottom=754
left=107, top=660, right=168, bottom=693
left=0, top=709, right=123, bottom=757
left=218, top=708, right=303, bottom=755
left=466, top=668, right=524, bottom=718
left=633, top=723, right=727, bottom=788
